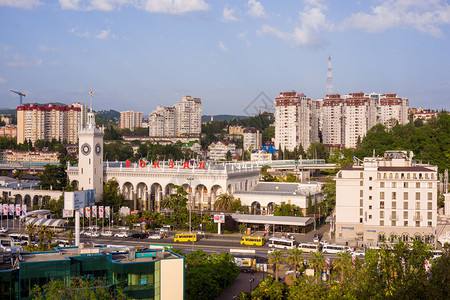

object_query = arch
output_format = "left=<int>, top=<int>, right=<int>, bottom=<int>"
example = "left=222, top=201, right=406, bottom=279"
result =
left=210, top=185, right=223, bottom=210
left=389, top=173, right=393, bottom=179
left=378, top=232, right=385, bottom=242
left=425, top=173, right=429, bottom=179
left=136, top=182, right=148, bottom=211
left=389, top=233, right=398, bottom=243
left=377, top=173, right=381, bottom=179
left=419, top=173, right=422, bottom=179
left=401, top=232, right=409, bottom=243
left=431, top=173, right=434, bottom=179
left=23, top=195, right=31, bottom=206
left=407, top=173, right=410, bottom=179
left=267, top=202, right=276, bottom=214
left=413, top=232, right=422, bottom=241
left=32, top=195, right=39, bottom=208
left=71, top=180, right=79, bottom=190
left=424, top=234, right=434, bottom=244
left=413, top=173, right=417, bottom=179
left=122, top=182, right=134, bottom=208
left=227, top=184, right=232, bottom=194
left=395, top=173, right=399, bottom=179
left=164, top=183, right=175, bottom=197
left=195, top=184, right=207, bottom=210
left=14, top=194, right=23, bottom=205
left=383, top=173, right=387, bottom=179
left=251, top=201, right=261, bottom=215
left=401, top=173, right=404, bottom=179
left=150, top=183, right=162, bottom=212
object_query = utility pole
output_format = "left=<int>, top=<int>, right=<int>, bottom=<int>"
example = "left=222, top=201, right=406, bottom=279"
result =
left=187, top=177, right=194, bottom=233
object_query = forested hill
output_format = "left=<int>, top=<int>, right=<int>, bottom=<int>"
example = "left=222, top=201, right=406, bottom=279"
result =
left=201, top=115, right=247, bottom=122
left=353, top=113, right=450, bottom=172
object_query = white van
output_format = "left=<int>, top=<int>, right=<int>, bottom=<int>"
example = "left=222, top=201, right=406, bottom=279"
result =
left=322, top=244, right=350, bottom=254
left=298, top=243, right=321, bottom=253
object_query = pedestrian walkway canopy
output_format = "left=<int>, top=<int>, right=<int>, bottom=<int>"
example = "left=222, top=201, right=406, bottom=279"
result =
left=25, top=218, right=67, bottom=227
left=231, top=214, right=314, bottom=233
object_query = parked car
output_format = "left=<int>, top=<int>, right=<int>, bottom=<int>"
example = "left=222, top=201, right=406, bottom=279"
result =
left=0, top=227, right=8, bottom=233
left=90, top=232, right=100, bottom=238
left=88, top=225, right=100, bottom=230
left=131, top=233, right=146, bottom=239
left=114, top=232, right=128, bottom=238
left=101, top=231, right=113, bottom=237
left=351, top=250, right=365, bottom=258
left=149, top=233, right=162, bottom=240
left=313, top=233, right=323, bottom=243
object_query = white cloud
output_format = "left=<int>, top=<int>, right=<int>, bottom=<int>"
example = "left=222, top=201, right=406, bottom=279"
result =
left=257, top=1, right=332, bottom=47
left=38, top=45, right=56, bottom=52
left=0, top=0, right=41, bottom=10
left=237, top=31, right=252, bottom=47
left=142, top=0, right=209, bottom=15
left=218, top=41, right=229, bottom=52
left=223, top=7, right=239, bottom=22
left=95, top=29, right=118, bottom=39
left=0, top=77, right=7, bottom=85
left=248, top=0, right=266, bottom=18
left=341, top=0, right=450, bottom=38
left=69, top=27, right=91, bottom=38
left=5, top=54, right=42, bottom=68
left=59, top=0, right=132, bottom=11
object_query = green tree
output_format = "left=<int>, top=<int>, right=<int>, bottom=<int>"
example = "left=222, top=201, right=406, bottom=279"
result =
left=45, top=228, right=55, bottom=250
left=25, top=223, right=36, bottom=246
left=38, top=164, right=67, bottom=190
left=306, top=143, right=328, bottom=160
left=214, top=193, right=235, bottom=211
left=67, top=229, right=73, bottom=246
left=286, top=248, right=304, bottom=279
left=310, top=251, right=326, bottom=282
left=307, top=194, right=313, bottom=214
left=333, top=251, right=353, bottom=283
left=101, top=179, right=125, bottom=211
left=268, top=250, right=285, bottom=282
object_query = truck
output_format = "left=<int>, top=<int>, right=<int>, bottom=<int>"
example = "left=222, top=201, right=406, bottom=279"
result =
left=0, top=235, right=22, bottom=265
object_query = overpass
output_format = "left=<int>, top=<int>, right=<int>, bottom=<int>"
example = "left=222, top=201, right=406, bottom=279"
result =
left=0, top=187, right=63, bottom=207
left=232, top=159, right=337, bottom=170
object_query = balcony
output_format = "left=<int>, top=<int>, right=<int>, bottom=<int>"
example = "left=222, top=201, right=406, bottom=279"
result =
left=413, top=215, right=422, bottom=221
left=389, top=215, right=399, bottom=221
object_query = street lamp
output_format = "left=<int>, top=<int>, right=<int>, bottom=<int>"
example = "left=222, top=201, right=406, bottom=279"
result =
left=187, top=177, right=194, bottom=233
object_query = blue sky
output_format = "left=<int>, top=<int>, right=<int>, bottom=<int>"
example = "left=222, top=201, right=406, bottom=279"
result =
left=0, top=0, right=449, bottom=116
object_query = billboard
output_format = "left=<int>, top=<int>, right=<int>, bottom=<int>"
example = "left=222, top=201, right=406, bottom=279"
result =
left=214, top=214, right=225, bottom=223
left=62, top=209, right=74, bottom=218
left=64, top=189, right=95, bottom=210
left=99, top=206, right=104, bottom=218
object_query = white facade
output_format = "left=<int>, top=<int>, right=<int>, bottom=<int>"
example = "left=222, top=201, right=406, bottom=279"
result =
left=250, top=150, right=272, bottom=162
left=335, top=150, right=438, bottom=245
left=208, top=141, right=236, bottom=161
left=243, top=128, right=262, bottom=151
left=119, top=110, right=143, bottom=131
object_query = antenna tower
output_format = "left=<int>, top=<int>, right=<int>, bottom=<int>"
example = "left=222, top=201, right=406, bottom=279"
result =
left=326, top=55, right=333, bottom=95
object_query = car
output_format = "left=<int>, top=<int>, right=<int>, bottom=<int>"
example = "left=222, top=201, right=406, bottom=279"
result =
left=351, top=250, right=365, bottom=258
left=90, top=232, right=100, bottom=238
left=0, top=227, right=8, bottom=233
left=313, top=233, right=323, bottom=243
left=268, top=248, right=275, bottom=254
left=100, top=231, right=113, bottom=237
left=88, top=225, right=100, bottom=230
left=114, top=232, right=129, bottom=238
left=149, top=233, right=163, bottom=240
left=320, top=240, right=330, bottom=246
left=131, top=233, right=146, bottom=239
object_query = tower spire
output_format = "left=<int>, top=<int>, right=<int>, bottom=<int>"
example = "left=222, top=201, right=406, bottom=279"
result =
left=87, top=90, right=96, bottom=128
left=89, top=90, right=94, bottom=113
left=326, top=55, right=333, bottom=96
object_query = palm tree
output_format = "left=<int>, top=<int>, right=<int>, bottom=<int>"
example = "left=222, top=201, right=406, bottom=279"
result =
left=268, top=250, right=285, bottom=282
left=214, top=193, right=234, bottom=211
left=286, top=248, right=304, bottom=279
left=38, top=226, right=47, bottom=244
left=25, top=223, right=36, bottom=246
left=45, top=228, right=55, bottom=250
left=333, top=251, right=352, bottom=283
left=310, top=251, right=326, bottom=281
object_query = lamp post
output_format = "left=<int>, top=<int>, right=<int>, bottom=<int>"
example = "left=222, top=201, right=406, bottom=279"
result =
left=187, top=177, right=194, bottom=233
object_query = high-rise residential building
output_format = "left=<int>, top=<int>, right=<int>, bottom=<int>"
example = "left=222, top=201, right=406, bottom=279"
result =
left=335, top=150, right=438, bottom=245
left=174, top=95, right=202, bottom=136
left=243, top=127, right=262, bottom=152
left=148, top=95, right=202, bottom=137
left=274, top=91, right=317, bottom=152
left=119, top=110, right=143, bottom=131
left=71, top=102, right=88, bottom=129
left=322, top=92, right=408, bottom=149
left=16, top=104, right=81, bottom=145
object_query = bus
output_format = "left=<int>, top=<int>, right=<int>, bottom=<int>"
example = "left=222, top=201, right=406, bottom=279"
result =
left=174, top=233, right=197, bottom=242
left=322, top=244, right=350, bottom=254
left=298, top=243, right=321, bottom=253
left=240, top=236, right=264, bottom=246
left=268, top=237, right=296, bottom=249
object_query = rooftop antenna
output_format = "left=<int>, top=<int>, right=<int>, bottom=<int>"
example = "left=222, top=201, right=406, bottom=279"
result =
left=326, top=55, right=333, bottom=96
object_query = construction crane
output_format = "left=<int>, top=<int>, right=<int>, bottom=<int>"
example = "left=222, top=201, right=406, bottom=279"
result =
left=241, top=104, right=274, bottom=113
left=10, top=90, right=26, bottom=105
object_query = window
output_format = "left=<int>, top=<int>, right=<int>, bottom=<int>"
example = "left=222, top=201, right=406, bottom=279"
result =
left=377, top=173, right=381, bottom=179
left=360, top=199, right=363, bottom=207
left=389, top=173, right=393, bottom=179
left=360, top=218, right=363, bottom=223
left=360, top=181, right=363, bottom=186
left=380, top=192, right=385, bottom=200
left=415, top=192, right=420, bottom=200
left=428, top=212, right=432, bottom=220
left=404, top=182, right=408, bottom=188
left=369, top=205, right=372, bottom=210
left=428, top=202, right=432, bottom=210
left=428, top=221, right=432, bottom=226
left=392, top=182, right=397, bottom=188
left=416, top=182, right=420, bottom=188
left=427, top=192, right=432, bottom=200
left=404, top=202, right=408, bottom=209
left=380, top=211, right=384, bottom=218
left=380, top=201, right=385, bottom=209
left=404, top=221, right=408, bottom=227
left=360, top=172, right=363, bottom=178
left=407, top=173, right=410, bottom=179
left=392, top=202, right=396, bottom=209
left=369, top=215, right=372, bottom=219
left=369, top=186, right=372, bottom=190
left=425, top=173, right=429, bottom=179
left=392, top=221, right=396, bottom=226
left=360, top=208, right=363, bottom=216
left=369, top=177, right=372, bottom=181
left=404, top=192, right=408, bottom=200
left=428, top=183, right=432, bottom=188
left=416, top=221, right=420, bottom=227
left=380, top=220, right=384, bottom=226
left=403, top=211, right=408, bottom=219
left=369, top=196, right=372, bottom=200
left=415, top=202, right=420, bottom=210
left=392, top=192, right=396, bottom=200
left=380, top=182, right=385, bottom=188
left=360, top=190, right=363, bottom=197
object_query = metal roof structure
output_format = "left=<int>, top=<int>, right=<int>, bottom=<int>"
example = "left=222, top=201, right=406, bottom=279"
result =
left=25, top=218, right=68, bottom=227
left=231, top=214, right=314, bottom=226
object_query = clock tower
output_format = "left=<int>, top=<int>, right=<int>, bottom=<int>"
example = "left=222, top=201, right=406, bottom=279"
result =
left=77, top=90, right=104, bottom=201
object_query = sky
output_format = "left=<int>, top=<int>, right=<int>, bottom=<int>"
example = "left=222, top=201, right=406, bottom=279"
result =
left=0, top=0, right=449, bottom=116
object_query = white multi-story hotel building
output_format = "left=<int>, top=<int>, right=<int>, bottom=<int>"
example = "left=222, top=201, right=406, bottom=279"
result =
left=335, top=150, right=438, bottom=245
left=274, top=91, right=317, bottom=152
left=16, top=104, right=81, bottom=145
left=243, top=127, right=262, bottom=152
left=119, top=110, right=143, bottom=131
left=148, top=96, right=202, bottom=137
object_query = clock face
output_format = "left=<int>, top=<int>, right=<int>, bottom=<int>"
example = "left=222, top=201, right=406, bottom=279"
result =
left=95, top=143, right=102, bottom=155
left=81, top=143, right=91, bottom=156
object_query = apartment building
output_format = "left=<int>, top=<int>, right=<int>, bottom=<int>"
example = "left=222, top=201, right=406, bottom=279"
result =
left=0, top=125, right=17, bottom=138
left=148, top=95, right=202, bottom=137
left=274, top=91, right=317, bottom=152
left=208, top=141, right=236, bottom=161
left=0, top=149, right=60, bottom=164
left=71, top=102, right=89, bottom=129
left=335, top=150, right=438, bottom=245
left=243, top=127, right=262, bottom=151
left=377, top=93, right=409, bottom=127
left=16, top=104, right=81, bottom=145
left=119, top=110, right=143, bottom=131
